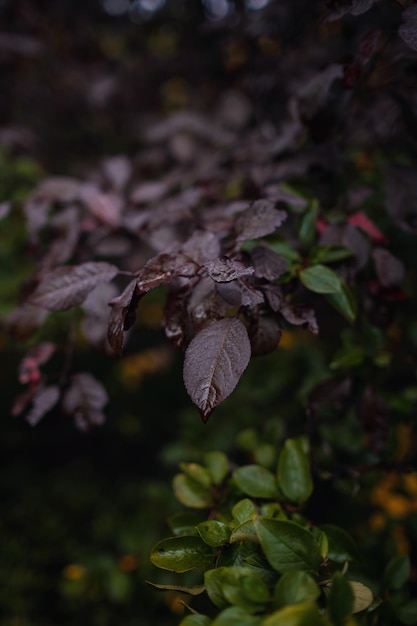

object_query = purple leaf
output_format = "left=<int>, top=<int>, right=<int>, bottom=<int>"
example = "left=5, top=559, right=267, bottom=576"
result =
left=247, top=310, right=282, bottom=356
left=0, top=201, right=11, bottom=219
left=205, top=257, right=254, bottom=283
left=29, top=262, right=119, bottom=311
left=263, top=284, right=284, bottom=312
left=385, top=166, right=417, bottom=233
left=80, top=184, right=122, bottom=227
left=101, top=155, right=132, bottom=191
left=373, top=248, right=405, bottom=289
left=398, top=5, right=417, bottom=52
left=19, top=342, right=56, bottom=384
left=236, top=200, right=287, bottom=243
left=164, top=288, right=190, bottom=348
left=26, top=385, right=60, bottom=426
left=6, top=304, right=49, bottom=340
left=137, top=253, right=197, bottom=294
left=325, top=0, right=379, bottom=22
left=188, top=277, right=230, bottom=329
left=181, top=230, right=221, bottom=264
left=107, top=279, right=139, bottom=355
left=238, top=279, right=265, bottom=307
left=320, top=223, right=369, bottom=270
left=250, top=246, right=288, bottom=280
left=62, top=373, right=108, bottom=431
left=280, top=302, right=319, bottom=336
left=183, top=318, right=251, bottom=422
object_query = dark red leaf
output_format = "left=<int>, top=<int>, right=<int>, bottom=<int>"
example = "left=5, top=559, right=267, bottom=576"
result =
left=137, top=253, right=197, bottom=294
left=250, top=246, right=288, bottom=280
left=19, top=342, right=56, bottom=386
left=263, top=284, right=284, bottom=312
left=348, top=211, right=387, bottom=244
left=188, top=277, right=230, bottom=330
left=80, top=184, right=122, bottom=227
left=372, top=248, right=405, bottom=289
left=235, top=200, right=287, bottom=243
left=29, top=262, right=119, bottom=311
left=183, top=318, right=251, bottom=422
left=107, top=279, right=139, bottom=355
left=280, top=302, right=319, bottom=336
left=247, top=310, right=282, bottom=356
left=62, top=373, right=107, bottom=431
left=164, top=288, right=190, bottom=348
left=6, top=304, right=49, bottom=340
left=181, top=230, right=221, bottom=264
left=205, top=257, right=254, bottom=283
left=26, top=385, right=60, bottom=426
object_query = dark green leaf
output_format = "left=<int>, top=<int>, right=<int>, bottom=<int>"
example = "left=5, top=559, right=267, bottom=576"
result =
left=320, top=525, right=358, bottom=563
left=299, top=201, right=318, bottom=247
left=233, top=465, right=278, bottom=499
left=309, top=245, right=354, bottom=265
left=255, top=519, right=322, bottom=573
left=180, top=462, right=213, bottom=488
left=330, top=345, right=366, bottom=370
left=278, top=439, right=313, bottom=505
left=150, top=536, right=214, bottom=572
left=196, top=521, right=231, bottom=547
left=204, top=452, right=229, bottom=484
left=147, top=581, right=206, bottom=595
left=395, top=599, right=417, bottom=625
left=173, top=474, right=212, bottom=509
left=262, top=603, right=328, bottom=626
left=211, top=606, right=261, bottom=626
left=232, top=499, right=258, bottom=524
left=327, top=572, right=354, bottom=626
left=325, top=282, right=357, bottom=324
left=384, top=556, right=410, bottom=590
left=300, top=265, right=343, bottom=294
left=168, top=511, right=205, bottom=536
left=273, top=571, right=320, bottom=609
left=230, top=519, right=258, bottom=544
left=205, top=566, right=270, bottom=612
left=180, top=615, right=212, bottom=626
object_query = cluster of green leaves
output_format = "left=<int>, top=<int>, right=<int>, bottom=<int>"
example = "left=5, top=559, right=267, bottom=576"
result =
left=149, top=438, right=415, bottom=626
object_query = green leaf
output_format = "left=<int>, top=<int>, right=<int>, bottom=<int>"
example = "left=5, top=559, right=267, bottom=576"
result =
left=168, top=512, right=204, bottom=536
left=204, top=452, right=229, bottom=484
left=211, top=606, right=261, bottom=626
left=384, top=555, right=410, bottom=590
left=255, top=519, right=322, bottom=573
left=233, top=465, right=278, bottom=499
left=309, top=245, right=354, bottom=265
left=299, top=201, right=319, bottom=247
left=273, top=571, right=320, bottom=609
left=319, top=525, right=358, bottom=563
left=299, top=265, right=343, bottom=294
left=196, top=521, right=231, bottom=547
left=330, top=345, right=365, bottom=370
left=349, top=581, right=374, bottom=614
left=230, top=519, right=258, bottom=544
left=180, top=462, right=213, bottom=488
left=146, top=581, right=206, bottom=595
left=173, top=474, right=212, bottom=508
left=205, top=567, right=270, bottom=612
left=262, top=603, right=328, bottom=626
left=232, top=499, right=258, bottom=524
left=325, top=282, right=357, bottom=324
left=278, top=439, right=313, bottom=505
left=180, top=615, right=212, bottom=626
left=395, top=600, right=417, bottom=625
left=327, top=572, right=354, bottom=626
left=150, top=536, right=214, bottom=572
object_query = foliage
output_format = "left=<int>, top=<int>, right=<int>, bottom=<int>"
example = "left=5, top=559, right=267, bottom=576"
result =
left=1, top=0, right=417, bottom=624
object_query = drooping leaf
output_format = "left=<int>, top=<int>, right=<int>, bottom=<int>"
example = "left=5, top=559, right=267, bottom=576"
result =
left=150, top=536, right=215, bottom=572
left=255, top=519, right=322, bottom=573
left=107, top=279, right=138, bottom=355
left=300, top=264, right=343, bottom=294
left=273, top=571, right=320, bottom=609
left=183, top=318, right=251, bottom=421
left=278, top=439, right=313, bottom=505
left=233, top=465, right=278, bottom=499
left=236, top=200, right=287, bottom=243
left=136, top=253, right=197, bottom=294
left=399, top=5, right=417, bottom=52
left=29, top=262, right=119, bottom=311
left=62, top=372, right=108, bottom=431
left=25, top=385, right=60, bottom=426
left=373, top=248, right=405, bottom=289
left=205, top=257, right=254, bottom=283
left=250, top=246, right=288, bottom=280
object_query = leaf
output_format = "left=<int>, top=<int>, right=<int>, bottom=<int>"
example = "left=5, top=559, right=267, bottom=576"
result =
left=327, top=572, right=354, bottom=626
left=395, top=599, right=417, bottom=625
left=205, top=257, right=254, bottom=283
left=204, top=451, right=229, bottom=484
left=5, top=304, right=49, bottom=340
left=325, top=0, right=379, bottom=22
left=183, top=318, right=251, bottom=422
left=18, top=342, right=56, bottom=384
left=137, top=252, right=197, bottom=294
left=247, top=310, right=282, bottom=356
left=232, top=499, right=258, bottom=524
left=80, top=184, right=121, bottom=227
left=399, top=5, right=417, bottom=52
left=181, top=230, right=221, bottom=264
left=150, top=536, right=214, bottom=572
left=319, top=525, right=358, bottom=563
left=205, top=567, right=270, bottom=612
left=107, top=279, right=139, bottom=355
left=62, top=373, right=108, bottom=431
left=262, top=603, right=327, bottom=626
left=349, top=581, right=374, bottom=613
left=196, top=521, right=231, bottom=547
left=278, top=439, right=313, bottom=505
left=320, top=223, right=369, bottom=270
left=250, top=246, right=288, bottom=280
left=255, top=519, right=322, bottom=573
left=325, top=282, right=357, bottom=324
left=26, top=385, right=60, bottom=426
left=211, top=606, right=261, bottom=626
left=348, top=211, right=387, bottom=244
left=384, top=555, right=410, bottom=590
left=273, top=571, right=320, bottom=610
left=180, top=615, right=211, bottom=626
left=29, top=262, right=119, bottom=311
left=233, top=465, right=278, bottom=499
left=236, top=200, right=287, bottom=243
left=146, top=581, right=206, bottom=595
left=280, top=303, right=319, bottom=336
left=373, top=248, right=405, bottom=289
left=300, top=265, right=343, bottom=294
left=173, top=474, right=213, bottom=509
